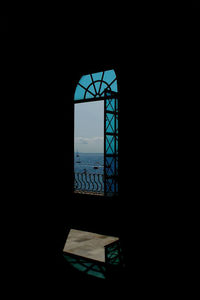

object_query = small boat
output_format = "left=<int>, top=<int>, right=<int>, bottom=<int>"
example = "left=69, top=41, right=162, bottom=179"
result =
left=76, top=150, right=81, bottom=163
left=93, top=161, right=100, bottom=170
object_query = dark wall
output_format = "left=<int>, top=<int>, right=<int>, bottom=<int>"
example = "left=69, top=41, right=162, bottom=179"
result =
left=0, top=16, right=8, bottom=32
left=192, top=0, right=200, bottom=7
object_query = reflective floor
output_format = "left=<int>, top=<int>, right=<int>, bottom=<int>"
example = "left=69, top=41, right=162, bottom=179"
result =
left=63, top=229, right=119, bottom=262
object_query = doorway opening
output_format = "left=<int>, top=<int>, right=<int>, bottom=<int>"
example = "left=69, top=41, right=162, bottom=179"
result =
left=73, top=69, right=119, bottom=197
left=74, top=101, right=104, bottom=195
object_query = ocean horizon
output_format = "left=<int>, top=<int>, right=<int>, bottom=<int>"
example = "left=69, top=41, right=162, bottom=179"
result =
left=74, top=152, right=104, bottom=174
left=75, top=152, right=103, bottom=154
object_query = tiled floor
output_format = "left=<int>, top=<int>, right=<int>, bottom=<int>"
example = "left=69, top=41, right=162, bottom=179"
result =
left=63, top=229, right=119, bottom=262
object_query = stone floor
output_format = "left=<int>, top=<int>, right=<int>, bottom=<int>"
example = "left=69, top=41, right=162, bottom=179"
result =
left=63, top=229, right=119, bottom=262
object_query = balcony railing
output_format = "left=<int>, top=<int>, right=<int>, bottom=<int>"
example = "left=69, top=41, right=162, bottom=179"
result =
left=74, top=172, right=104, bottom=195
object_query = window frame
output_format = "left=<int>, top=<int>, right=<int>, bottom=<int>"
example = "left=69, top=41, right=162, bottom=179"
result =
left=73, top=69, right=119, bottom=197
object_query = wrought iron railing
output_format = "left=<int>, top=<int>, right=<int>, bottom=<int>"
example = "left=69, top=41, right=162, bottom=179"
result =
left=74, top=172, right=104, bottom=194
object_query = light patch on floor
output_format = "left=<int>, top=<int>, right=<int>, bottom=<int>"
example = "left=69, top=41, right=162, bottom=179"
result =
left=63, top=229, right=119, bottom=262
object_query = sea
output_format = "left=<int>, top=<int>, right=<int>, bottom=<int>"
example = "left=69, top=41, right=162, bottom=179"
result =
left=74, top=153, right=104, bottom=174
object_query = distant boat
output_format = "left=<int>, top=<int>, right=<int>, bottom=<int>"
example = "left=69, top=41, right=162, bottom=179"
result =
left=76, top=151, right=81, bottom=163
left=93, top=161, right=100, bottom=170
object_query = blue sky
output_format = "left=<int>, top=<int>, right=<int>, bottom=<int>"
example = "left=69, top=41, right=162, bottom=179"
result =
left=74, top=101, right=104, bottom=153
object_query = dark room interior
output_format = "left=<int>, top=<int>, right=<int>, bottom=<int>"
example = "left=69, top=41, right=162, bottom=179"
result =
left=0, top=16, right=8, bottom=32
left=55, top=55, right=181, bottom=294
left=192, top=0, right=200, bottom=7
left=0, top=13, right=189, bottom=296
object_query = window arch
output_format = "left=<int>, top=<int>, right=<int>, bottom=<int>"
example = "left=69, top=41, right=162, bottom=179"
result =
left=74, top=70, right=118, bottom=101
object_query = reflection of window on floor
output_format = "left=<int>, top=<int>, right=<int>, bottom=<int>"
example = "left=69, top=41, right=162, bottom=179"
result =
left=64, top=254, right=107, bottom=279
left=74, top=70, right=119, bottom=197
left=63, top=229, right=124, bottom=280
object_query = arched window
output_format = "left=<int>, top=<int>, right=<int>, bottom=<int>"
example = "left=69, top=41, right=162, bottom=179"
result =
left=74, top=70, right=119, bottom=197
left=74, top=70, right=118, bottom=101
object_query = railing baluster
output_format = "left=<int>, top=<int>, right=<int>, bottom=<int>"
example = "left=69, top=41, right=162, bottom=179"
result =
left=78, top=174, right=81, bottom=190
left=98, top=174, right=102, bottom=192
left=74, top=173, right=78, bottom=189
left=82, top=173, right=86, bottom=190
left=89, top=174, right=94, bottom=191
left=74, top=172, right=104, bottom=194
left=93, top=174, right=98, bottom=192
left=85, top=173, right=90, bottom=191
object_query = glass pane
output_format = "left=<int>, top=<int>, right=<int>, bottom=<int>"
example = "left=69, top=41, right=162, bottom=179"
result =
left=116, top=100, right=118, bottom=112
left=79, top=75, right=92, bottom=89
left=116, top=117, right=118, bottom=134
left=91, top=71, right=103, bottom=82
left=103, top=70, right=116, bottom=85
left=106, top=113, right=115, bottom=133
left=106, top=99, right=115, bottom=111
left=85, top=84, right=96, bottom=99
left=106, top=135, right=115, bottom=154
left=110, top=79, right=118, bottom=92
left=100, top=82, right=110, bottom=95
left=74, top=85, right=85, bottom=100
left=106, top=157, right=115, bottom=176
left=106, top=179, right=114, bottom=192
left=94, top=81, right=101, bottom=94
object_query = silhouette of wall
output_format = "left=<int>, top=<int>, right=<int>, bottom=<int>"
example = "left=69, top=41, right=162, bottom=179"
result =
left=0, top=16, right=8, bottom=32
left=192, top=0, right=200, bottom=7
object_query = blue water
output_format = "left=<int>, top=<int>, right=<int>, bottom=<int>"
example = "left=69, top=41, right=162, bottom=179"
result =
left=74, top=153, right=104, bottom=174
